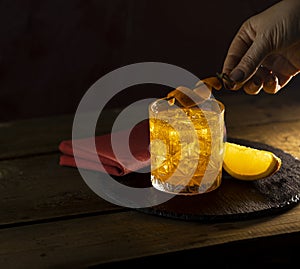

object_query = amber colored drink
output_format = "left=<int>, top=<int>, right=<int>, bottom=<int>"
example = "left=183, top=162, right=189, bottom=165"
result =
left=149, top=98, right=225, bottom=195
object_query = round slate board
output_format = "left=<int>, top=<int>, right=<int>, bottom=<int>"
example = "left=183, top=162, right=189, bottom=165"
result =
left=119, top=138, right=300, bottom=222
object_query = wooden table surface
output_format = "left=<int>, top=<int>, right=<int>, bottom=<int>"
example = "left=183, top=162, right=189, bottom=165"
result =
left=1, top=84, right=300, bottom=268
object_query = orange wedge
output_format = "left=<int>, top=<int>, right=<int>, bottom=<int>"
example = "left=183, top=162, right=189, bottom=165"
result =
left=223, top=142, right=282, bottom=180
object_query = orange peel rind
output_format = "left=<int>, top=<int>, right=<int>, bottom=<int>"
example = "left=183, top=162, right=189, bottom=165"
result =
left=167, top=76, right=223, bottom=108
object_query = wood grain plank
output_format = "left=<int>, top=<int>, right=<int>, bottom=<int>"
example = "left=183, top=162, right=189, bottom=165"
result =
left=0, top=109, right=120, bottom=160
left=1, top=206, right=300, bottom=268
left=228, top=119, right=300, bottom=159
left=1, top=119, right=299, bottom=227
left=0, top=154, right=124, bottom=226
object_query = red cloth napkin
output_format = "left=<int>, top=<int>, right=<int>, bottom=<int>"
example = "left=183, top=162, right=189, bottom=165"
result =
left=59, top=120, right=150, bottom=176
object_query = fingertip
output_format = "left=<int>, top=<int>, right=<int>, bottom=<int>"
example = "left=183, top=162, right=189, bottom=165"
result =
left=221, top=68, right=246, bottom=91
left=244, top=88, right=261, bottom=95
left=223, top=80, right=235, bottom=90
left=217, top=72, right=242, bottom=91
left=229, top=69, right=245, bottom=83
left=263, top=74, right=281, bottom=94
left=275, top=73, right=292, bottom=89
left=263, top=84, right=281, bottom=94
left=223, top=80, right=243, bottom=91
left=243, top=80, right=262, bottom=95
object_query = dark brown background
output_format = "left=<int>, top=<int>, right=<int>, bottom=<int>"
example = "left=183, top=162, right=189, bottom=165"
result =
left=2, top=0, right=295, bottom=122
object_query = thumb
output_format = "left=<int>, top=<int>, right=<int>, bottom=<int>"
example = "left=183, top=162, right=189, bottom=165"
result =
left=229, top=38, right=270, bottom=83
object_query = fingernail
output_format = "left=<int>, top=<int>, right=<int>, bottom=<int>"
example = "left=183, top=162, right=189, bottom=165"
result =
left=266, top=80, right=275, bottom=87
left=229, top=69, right=245, bottom=82
left=264, top=76, right=276, bottom=87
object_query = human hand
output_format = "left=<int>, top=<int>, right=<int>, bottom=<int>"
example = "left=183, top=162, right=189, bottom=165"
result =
left=222, top=0, right=300, bottom=94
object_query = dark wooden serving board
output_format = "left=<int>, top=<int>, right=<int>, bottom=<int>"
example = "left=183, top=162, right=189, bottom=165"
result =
left=118, top=138, right=300, bottom=222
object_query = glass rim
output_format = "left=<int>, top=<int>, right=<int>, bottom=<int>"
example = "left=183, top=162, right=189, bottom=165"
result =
left=150, top=96, right=225, bottom=113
